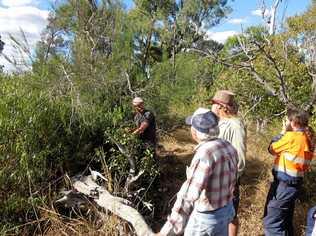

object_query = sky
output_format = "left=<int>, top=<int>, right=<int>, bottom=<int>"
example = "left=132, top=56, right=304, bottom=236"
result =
left=0, top=0, right=312, bottom=72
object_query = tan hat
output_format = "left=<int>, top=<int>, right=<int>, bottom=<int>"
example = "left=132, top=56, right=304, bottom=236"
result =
left=132, top=97, right=144, bottom=106
left=210, top=90, right=236, bottom=106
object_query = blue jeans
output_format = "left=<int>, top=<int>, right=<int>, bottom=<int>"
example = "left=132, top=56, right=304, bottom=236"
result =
left=184, top=202, right=235, bottom=236
left=263, top=180, right=300, bottom=236
left=306, top=206, right=316, bottom=236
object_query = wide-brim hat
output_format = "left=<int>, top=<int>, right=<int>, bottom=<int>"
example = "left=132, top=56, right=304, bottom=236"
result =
left=209, top=90, right=236, bottom=107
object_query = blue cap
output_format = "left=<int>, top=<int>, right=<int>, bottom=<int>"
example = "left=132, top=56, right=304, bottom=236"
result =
left=185, top=108, right=218, bottom=134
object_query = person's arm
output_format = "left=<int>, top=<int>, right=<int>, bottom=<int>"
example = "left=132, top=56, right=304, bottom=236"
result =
left=312, top=216, right=316, bottom=236
left=132, top=121, right=149, bottom=134
left=159, top=151, right=211, bottom=236
left=132, top=111, right=153, bottom=135
left=269, top=132, right=290, bottom=156
left=230, top=124, right=246, bottom=176
left=268, top=134, right=284, bottom=154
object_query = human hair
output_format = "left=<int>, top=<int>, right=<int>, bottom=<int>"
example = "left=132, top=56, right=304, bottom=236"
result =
left=192, top=126, right=219, bottom=142
left=218, top=101, right=239, bottom=117
left=305, top=126, right=315, bottom=152
left=286, top=108, right=309, bottom=127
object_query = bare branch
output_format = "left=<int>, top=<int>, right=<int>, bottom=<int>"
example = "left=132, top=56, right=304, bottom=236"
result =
left=236, top=36, right=291, bottom=104
left=61, top=64, right=83, bottom=128
left=125, top=71, right=137, bottom=97
left=125, top=170, right=145, bottom=192
left=242, top=96, right=263, bottom=118
left=88, top=0, right=97, bottom=12
left=248, top=68, right=278, bottom=97
left=260, top=0, right=283, bottom=35
left=64, top=174, right=154, bottom=236
left=251, top=40, right=289, bottom=103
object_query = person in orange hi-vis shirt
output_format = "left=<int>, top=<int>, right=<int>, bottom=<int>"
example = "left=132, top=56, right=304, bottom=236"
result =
left=263, top=108, right=314, bottom=236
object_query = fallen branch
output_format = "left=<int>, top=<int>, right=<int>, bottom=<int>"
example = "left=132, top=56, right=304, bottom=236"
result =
left=58, top=172, right=154, bottom=236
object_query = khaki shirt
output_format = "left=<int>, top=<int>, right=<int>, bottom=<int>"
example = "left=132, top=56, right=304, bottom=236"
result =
left=218, top=117, right=246, bottom=177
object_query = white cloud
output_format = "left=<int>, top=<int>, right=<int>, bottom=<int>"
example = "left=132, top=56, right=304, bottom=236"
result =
left=228, top=18, right=247, bottom=25
left=2, top=0, right=33, bottom=7
left=0, top=1, right=49, bottom=72
left=251, top=9, right=271, bottom=18
left=205, top=30, right=238, bottom=44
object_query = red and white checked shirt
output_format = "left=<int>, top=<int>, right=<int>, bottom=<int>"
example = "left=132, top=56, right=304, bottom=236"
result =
left=160, top=138, right=238, bottom=236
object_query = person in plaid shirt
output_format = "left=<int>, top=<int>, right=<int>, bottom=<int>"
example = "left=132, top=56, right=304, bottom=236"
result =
left=306, top=206, right=316, bottom=236
left=155, top=108, right=238, bottom=236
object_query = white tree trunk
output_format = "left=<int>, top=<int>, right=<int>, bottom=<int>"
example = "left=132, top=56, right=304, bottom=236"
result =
left=72, top=175, right=154, bottom=236
left=269, top=0, right=282, bottom=35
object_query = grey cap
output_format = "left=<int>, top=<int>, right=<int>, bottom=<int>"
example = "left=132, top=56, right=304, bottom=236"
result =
left=185, top=108, right=218, bottom=134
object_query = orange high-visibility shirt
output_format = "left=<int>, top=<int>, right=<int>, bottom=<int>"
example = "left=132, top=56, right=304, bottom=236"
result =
left=271, top=131, right=313, bottom=178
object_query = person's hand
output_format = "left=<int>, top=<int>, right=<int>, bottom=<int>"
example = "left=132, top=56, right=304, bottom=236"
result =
left=124, top=127, right=134, bottom=133
left=132, top=129, right=139, bottom=135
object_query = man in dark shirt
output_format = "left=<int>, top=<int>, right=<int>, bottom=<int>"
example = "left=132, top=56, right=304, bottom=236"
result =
left=132, top=97, right=157, bottom=147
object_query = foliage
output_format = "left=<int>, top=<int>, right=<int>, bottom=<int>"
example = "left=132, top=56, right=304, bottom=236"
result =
left=1, top=0, right=315, bottom=234
left=209, top=4, right=316, bottom=120
left=0, top=0, right=223, bottom=230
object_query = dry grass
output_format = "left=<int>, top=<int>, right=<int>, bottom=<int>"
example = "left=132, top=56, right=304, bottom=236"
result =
left=2, top=166, right=134, bottom=236
left=40, top=208, right=131, bottom=236
left=6, top=125, right=314, bottom=235
left=158, top=125, right=316, bottom=236
left=238, top=126, right=316, bottom=236
left=238, top=127, right=272, bottom=236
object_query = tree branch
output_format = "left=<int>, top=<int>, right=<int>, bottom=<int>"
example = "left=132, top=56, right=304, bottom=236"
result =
left=236, top=36, right=290, bottom=104
left=104, top=131, right=136, bottom=178
left=252, top=40, right=289, bottom=103
left=59, top=174, right=154, bottom=236
left=125, top=71, right=137, bottom=97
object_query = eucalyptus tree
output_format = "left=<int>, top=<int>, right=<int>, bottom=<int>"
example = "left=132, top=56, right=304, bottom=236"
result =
left=185, top=2, right=316, bottom=124
left=127, top=0, right=232, bottom=77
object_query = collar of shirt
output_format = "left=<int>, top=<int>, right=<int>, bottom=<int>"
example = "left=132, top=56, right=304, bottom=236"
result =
left=194, top=138, right=218, bottom=152
left=194, top=141, right=207, bottom=152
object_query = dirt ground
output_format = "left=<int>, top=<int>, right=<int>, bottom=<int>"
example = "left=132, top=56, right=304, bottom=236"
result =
left=154, top=126, right=316, bottom=236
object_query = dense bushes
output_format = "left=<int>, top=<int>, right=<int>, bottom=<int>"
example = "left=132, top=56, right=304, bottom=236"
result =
left=0, top=70, right=158, bottom=229
left=0, top=54, right=212, bottom=232
left=0, top=0, right=315, bottom=234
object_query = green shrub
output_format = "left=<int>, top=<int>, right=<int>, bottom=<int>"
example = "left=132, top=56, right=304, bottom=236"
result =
left=0, top=71, right=159, bottom=230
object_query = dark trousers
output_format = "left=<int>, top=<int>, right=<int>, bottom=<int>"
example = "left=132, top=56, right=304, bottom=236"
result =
left=306, top=206, right=316, bottom=236
left=263, top=180, right=300, bottom=236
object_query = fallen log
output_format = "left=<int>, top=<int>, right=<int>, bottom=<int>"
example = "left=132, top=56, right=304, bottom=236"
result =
left=58, top=172, right=154, bottom=236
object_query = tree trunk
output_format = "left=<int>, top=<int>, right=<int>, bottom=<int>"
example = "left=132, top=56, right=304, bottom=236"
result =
left=69, top=175, right=154, bottom=236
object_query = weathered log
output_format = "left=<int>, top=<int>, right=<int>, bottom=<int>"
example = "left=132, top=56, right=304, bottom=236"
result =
left=58, top=172, right=154, bottom=236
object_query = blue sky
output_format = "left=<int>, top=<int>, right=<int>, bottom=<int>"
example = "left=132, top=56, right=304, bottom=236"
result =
left=0, top=0, right=312, bottom=71
left=207, top=0, right=311, bottom=42
left=123, top=0, right=311, bottom=42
